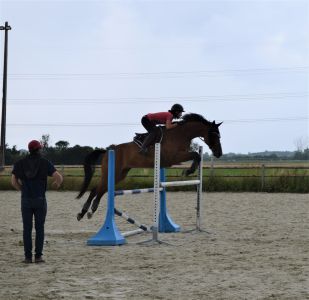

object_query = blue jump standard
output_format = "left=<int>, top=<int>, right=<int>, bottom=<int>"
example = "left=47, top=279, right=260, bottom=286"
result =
left=159, top=168, right=181, bottom=233
left=87, top=150, right=126, bottom=246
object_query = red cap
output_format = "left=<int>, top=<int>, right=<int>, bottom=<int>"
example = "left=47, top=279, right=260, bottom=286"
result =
left=28, top=140, right=42, bottom=151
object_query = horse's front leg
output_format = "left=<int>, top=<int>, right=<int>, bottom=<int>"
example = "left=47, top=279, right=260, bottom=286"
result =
left=179, top=151, right=201, bottom=176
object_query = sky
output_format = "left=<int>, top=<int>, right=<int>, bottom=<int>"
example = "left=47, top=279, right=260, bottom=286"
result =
left=0, top=0, right=308, bottom=155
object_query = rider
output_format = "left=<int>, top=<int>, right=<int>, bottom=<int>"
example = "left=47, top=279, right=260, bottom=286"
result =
left=139, top=103, right=184, bottom=154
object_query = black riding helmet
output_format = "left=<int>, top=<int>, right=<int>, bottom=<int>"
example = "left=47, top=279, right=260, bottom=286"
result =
left=169, top=103, right=184, bottom=117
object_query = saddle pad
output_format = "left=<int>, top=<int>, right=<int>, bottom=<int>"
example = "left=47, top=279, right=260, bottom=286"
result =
left=133, top=133, right=147, bottom=148
left=133, top=128, right=163, bottom=149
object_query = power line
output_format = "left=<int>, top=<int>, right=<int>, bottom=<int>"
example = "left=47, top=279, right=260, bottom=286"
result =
left=224, top=117, right=309, bottom=124
left=7, top=92, right=308, bottom=105
left=7, top=66, right=309, bottom=76
left=5, top=66, right=309, bottom=80
left=6, top=40, right=307, bottom=52
left=7, top=117, right=309, bottom=127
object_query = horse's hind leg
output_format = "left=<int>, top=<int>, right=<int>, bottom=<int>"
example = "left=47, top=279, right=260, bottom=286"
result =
left=77, top=187, right=97, bottom=221
left=87, top=187, right=106, bottom=219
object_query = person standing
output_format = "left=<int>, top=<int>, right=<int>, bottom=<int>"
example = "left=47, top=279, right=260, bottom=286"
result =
left=11, top=140, right=63, bottom=263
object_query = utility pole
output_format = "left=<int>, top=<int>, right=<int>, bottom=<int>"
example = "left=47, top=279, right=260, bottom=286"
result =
left=0, top=22, right=11, bottom=171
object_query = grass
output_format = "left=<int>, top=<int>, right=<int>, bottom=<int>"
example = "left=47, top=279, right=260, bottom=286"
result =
left=1, top=162, right=308, bottom=193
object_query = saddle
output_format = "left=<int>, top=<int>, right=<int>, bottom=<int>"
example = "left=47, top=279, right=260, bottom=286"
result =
left=133, top=127, right=163, bottom=149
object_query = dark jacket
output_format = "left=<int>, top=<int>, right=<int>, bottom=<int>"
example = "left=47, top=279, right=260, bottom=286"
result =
left=12, top=153, right=56, bottom=201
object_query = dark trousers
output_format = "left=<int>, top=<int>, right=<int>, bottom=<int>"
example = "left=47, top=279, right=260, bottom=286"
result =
left=21, top=198, right=47, bottom=259
left=140, top=116, right=158, bottom=150
left=141, top=116, right=156, bottom=132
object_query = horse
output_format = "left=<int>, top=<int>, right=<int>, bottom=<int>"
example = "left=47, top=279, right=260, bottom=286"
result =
left=76, top=113, right=223, bottom=221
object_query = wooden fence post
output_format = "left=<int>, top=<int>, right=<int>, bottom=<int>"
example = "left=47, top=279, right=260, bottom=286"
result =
left=210, top=156, right=214, bottom=179
left=261, top=164, right=265, bottom=191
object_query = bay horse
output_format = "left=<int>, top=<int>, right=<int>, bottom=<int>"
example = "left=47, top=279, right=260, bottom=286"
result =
left=76, top=113, right=223, bottom=221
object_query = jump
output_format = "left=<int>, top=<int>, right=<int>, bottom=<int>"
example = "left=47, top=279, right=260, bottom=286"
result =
left=76, top=113, right=223, bottom=220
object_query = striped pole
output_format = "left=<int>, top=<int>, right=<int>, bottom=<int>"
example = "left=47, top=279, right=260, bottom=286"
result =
left=114, top=208, right=150, bottom=232
left=114, top=180, right=179, bottom=233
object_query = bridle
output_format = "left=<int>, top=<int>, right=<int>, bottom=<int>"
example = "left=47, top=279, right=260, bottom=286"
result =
left=198, top=130, right=221, bottom=143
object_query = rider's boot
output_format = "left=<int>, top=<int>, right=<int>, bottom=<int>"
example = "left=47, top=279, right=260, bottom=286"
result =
left=139, top=131, right=156, bottom=154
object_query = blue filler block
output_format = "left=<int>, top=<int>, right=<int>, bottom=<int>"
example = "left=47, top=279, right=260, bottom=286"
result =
left=159, top=168, right=181, bottom=233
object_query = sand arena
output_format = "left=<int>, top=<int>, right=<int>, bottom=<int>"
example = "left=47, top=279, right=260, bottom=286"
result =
left=0, top=191, right=308, bottom=300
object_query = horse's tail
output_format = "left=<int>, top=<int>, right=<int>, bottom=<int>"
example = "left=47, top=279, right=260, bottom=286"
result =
left=76, top=149, right=106, bottom=199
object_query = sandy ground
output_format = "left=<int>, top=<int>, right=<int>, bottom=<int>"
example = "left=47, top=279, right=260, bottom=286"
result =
left=0, top=191, right=308, bottom=300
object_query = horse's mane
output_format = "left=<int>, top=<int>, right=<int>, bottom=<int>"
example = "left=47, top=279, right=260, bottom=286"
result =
left=181, top=113, right=211, bottom=125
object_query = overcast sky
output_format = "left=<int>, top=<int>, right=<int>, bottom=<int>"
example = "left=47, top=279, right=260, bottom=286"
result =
left=0, top=0, right=308, bottom=154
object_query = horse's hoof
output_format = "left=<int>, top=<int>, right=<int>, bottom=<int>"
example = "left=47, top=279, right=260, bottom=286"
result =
left=77, top=213, right=82, bottom=221
left=87, top=212, right=93, bottom=219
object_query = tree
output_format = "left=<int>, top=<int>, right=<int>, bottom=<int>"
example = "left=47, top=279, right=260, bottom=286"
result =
left=55, top=140, right=70, bottom=151
left=40, top=134, right=50, bottom=149
left=11, top=145, right=19, bottom=155
left=294, top=147, right=309, bottom=160
left=294, top=137, right=308, bottom=152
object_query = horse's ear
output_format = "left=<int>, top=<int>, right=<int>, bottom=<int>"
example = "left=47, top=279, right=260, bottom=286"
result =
left=217, top=122, right=223, bottom=127
left=212, top=121, right=215, bottom=125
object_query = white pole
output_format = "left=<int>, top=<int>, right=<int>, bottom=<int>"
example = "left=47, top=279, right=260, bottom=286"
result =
left=161, top=180, right=200, bottom=187
left=196, top=146, right=203, bottom=231
left=153, top=143, right=161, bottom=242
left=122, top=229, right=144, bottom=238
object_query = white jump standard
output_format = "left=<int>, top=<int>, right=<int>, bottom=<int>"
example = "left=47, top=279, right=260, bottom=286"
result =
left=151, top=143, right=203, bottom=243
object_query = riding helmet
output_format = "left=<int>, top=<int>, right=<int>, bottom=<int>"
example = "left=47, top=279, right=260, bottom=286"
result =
left=170, top=103, right=184, bottom=112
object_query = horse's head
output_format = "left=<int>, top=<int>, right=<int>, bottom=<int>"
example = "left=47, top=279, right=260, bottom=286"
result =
left=181, top=113, right=223, bottom=158
left=204, top=121, right=223, bottom=158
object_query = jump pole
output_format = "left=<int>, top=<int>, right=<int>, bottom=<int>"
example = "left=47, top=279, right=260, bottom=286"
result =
left=114, top=207, right=151, bottom=237
left=114, top=185, right=178, bottom=233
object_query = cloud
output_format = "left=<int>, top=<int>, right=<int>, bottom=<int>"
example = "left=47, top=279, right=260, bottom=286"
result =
left=261, top=34, right=308, bottom=66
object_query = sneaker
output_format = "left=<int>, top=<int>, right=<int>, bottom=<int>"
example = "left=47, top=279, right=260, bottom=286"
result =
left=34, top=257, right=45, bottom=263
left=22, top=258, right=32, bottom=264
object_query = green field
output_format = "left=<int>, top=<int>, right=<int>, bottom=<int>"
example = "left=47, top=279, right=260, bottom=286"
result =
left=1, top=162, right=308, bottom=193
